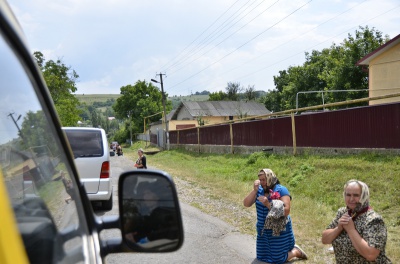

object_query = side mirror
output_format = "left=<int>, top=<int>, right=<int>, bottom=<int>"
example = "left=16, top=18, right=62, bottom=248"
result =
left=118, top=170, right=184, bottom=252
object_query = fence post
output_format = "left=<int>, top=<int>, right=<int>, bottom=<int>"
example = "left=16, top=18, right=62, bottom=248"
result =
left=291, top=112, right=297, bottom=155
left=177, top=130, right=179, bottom=145
left=197, top=127, right=200, bottom=153
left=230, top=123, right=234, bottom=154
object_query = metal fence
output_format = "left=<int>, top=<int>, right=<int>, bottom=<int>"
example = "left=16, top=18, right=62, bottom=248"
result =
left=142, top=92, right=400, bottom=152
left=149, top=102, right=400, bottom=152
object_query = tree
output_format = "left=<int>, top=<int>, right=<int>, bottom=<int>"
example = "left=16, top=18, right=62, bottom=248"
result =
left=263, top=90, right=282, bottom=112
left=91, top=109, right=101, bottom=128
left=263, top=26, right=390, bottom=111
left=55, top=99, right=83, bottom=126
left=113, top=80, right=171, bottom=136
left=195, top=90, right=210, bottom=95
left=208, top=90, right=228, bottom=101
left=320, top=26, right=388, bottom=105
left=19, top=111, right=57, bottom=154
left=244, top=85, right=256, bottom=101
left=33, top=51, right=81, bottom=126
left=226, top=82, right=242, bottom=101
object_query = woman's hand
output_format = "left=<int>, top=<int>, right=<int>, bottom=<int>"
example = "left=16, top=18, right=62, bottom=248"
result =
left=253, top=180, right=260, bottom=191
left=341, top=213, right=355, bottom=232
left=243, top=181, right=260, bottom=207
left=257, top=195, right=271, bottom=208
left=322, top=213, right=353, bottom=244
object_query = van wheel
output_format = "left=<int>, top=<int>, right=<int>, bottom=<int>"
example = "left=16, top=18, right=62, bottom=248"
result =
left=102, top=194, right=113, bottom=210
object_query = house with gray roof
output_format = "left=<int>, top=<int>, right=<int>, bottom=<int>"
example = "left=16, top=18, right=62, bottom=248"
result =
left=168, top=101, right=271, bottom=130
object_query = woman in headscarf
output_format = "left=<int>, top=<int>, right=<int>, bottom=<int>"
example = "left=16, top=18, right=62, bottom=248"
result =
left=243, top=168, right=307, bottom=263
left=134, top=148, right=147, bottom=169
left=322, top=180, right=391, bottom=263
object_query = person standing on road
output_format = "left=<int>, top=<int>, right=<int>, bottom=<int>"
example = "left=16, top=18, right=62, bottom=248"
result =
left=116, top=144, right=123, bottom=156
left=134, top=148, right=147, bottom=169
left=322, top=179, right=391, bottom=263
left=243, top=168, right=307, bottom=264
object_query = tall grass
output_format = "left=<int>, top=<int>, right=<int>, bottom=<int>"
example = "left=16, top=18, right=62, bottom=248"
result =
left=124, top=144, right=400, bottom=263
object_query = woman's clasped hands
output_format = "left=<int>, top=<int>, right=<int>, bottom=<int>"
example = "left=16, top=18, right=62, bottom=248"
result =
left=338, top=213, right=356, bottom=232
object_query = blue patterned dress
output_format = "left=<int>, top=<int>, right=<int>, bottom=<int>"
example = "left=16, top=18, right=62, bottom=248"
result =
left=255, top=184, right=295, bottom=264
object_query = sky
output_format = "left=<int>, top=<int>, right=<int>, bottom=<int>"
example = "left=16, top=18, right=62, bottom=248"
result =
left=7, top=0, right=400, bottom=97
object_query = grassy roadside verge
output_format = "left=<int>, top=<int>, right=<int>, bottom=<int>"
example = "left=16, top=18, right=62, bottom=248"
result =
left=124, top=142, right=399, bottom=263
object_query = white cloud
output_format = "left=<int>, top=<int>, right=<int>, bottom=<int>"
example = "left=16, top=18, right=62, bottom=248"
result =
left=8, top=0, right=400, bottom=96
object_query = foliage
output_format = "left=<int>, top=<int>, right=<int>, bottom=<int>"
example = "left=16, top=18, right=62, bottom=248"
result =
left=263, top=26, right=390, bottom=111
left=113, top=80, right=172, bottom=135
left=208, top=90, right=228, bottom=101
left=54, top=99, right=82, bottom=126
left=262, top=89, right=282, bottom=112
left=33, top=51, right=81, bottom=126
left=243, top=85, right=256, bottom=101
left=226, top=82, right=242, bottom=100
left=18, top=110, right=57, bottom=154
left=209, top=83, right=265, bottom=102
left=113, top=127, right=129, bottom=144
left=194, top=90, right=210, bottom=95
left=208, top=82, right=243, bottom=101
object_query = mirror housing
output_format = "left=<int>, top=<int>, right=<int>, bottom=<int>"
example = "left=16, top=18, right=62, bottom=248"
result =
left=118, top=170, right=184, bottom=252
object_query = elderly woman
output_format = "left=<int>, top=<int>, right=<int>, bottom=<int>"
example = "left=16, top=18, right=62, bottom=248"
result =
left=322, top=180, right=392, bottom=263
left=243, top=168, right=307, bottom=263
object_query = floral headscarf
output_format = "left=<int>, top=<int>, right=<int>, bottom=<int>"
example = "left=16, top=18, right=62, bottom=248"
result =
left=343, top=179, right=371, bottom=219
left=259, top=168, right=277, bottom=188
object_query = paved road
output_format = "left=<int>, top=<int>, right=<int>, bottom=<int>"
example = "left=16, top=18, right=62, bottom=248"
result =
left=96, top=154, right=260, bottom=264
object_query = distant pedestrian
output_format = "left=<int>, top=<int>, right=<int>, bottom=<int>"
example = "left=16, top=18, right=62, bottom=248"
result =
left=243, top=168, right=307, bottom=263
left=116, top=144, right=123, bottom=156
left=134, top=148, right=147, bottom=169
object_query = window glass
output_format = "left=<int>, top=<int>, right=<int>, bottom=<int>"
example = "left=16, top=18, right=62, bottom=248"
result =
left=0, top=33, right=90, bottom=263
left=64, top=130, right=104, bottom=157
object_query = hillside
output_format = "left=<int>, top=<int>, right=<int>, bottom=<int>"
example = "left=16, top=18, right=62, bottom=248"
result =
left=75, top=94, right=121, bottom=104
left=75, top=94, right=210, bottom=109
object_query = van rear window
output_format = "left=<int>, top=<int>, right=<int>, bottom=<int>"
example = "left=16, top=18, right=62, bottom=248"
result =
left=64, top=130, right=104, bottom=157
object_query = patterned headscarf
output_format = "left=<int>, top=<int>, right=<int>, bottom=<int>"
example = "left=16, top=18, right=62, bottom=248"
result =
left=343, top=179, right=371, bottom=219
left=259, top=168, right=277, bottom=188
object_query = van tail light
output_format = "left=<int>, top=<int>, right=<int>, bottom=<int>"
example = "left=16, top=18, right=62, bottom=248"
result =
left=100, top=161, right=110, bottom=179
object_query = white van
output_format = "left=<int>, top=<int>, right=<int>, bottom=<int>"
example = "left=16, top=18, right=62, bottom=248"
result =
left=62, top=127, right=113, bottom=210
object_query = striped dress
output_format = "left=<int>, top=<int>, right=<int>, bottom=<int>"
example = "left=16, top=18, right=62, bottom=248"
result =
left=255, top=184, right=295, bottom=264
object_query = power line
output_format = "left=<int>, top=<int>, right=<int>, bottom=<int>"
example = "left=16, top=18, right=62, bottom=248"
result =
left=167, top=0, right=280, bottom=76
left=168, top=0, right=312, bottom=92
left=185, top=0, right=371, bottom=92
left=161, top=0, right=245, bottom=72
left=167, top=1, right=399, bottom=95
left=228, top=3, right=400, bottom=88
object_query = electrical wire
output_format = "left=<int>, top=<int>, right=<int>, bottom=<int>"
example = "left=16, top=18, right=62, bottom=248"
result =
left=168, top=0, right=312, bottom=92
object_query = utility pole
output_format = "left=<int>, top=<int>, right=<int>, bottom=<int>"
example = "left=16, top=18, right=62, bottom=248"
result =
left=8, top=112, right=23, bottom=138
left=151, top=73, right=169, bottom=150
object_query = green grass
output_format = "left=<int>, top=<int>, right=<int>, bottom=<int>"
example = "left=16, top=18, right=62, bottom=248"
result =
left=124, top=142, right=399, bottom=262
